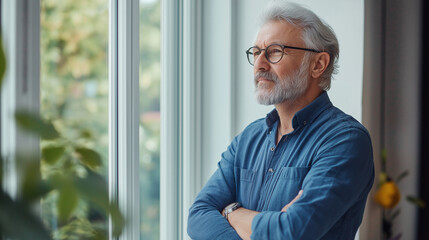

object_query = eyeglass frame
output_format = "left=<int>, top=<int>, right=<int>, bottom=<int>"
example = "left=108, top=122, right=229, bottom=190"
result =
left=245, top=43, right=322, bottom=66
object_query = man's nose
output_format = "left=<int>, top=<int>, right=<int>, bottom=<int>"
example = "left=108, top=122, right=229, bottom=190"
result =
left=253, top=52, right=270, bottom=72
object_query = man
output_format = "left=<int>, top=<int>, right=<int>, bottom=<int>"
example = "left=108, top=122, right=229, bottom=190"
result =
left=188, top=2, right=374, bottom=240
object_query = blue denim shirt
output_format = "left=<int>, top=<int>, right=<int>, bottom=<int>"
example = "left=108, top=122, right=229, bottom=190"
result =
left=188, top=92, right=374, bottom=240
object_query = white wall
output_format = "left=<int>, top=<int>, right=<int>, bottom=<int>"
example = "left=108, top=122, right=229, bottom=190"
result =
left=233, top=0, right=364, bottom=133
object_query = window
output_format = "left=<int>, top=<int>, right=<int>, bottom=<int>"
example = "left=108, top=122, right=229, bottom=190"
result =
left=139, top=0, right=161, bottom=239
left=40, top=0, right=110, bottom=237
left=1, top=0, right=194, bottom=239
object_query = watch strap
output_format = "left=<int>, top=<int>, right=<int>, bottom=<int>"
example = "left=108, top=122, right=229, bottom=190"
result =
left=223, top=202, right=241, bottom=220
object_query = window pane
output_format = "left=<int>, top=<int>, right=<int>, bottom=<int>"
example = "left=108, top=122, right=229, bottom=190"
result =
left=40, top=0, right=109, bottom=238
left=139, top=0, right=161, bottom=239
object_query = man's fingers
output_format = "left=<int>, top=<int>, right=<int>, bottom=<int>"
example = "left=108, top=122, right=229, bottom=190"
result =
left=281, top=190, right=303, bottom=212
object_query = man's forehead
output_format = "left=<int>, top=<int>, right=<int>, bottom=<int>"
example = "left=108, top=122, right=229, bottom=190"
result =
left=254, top=20, right=303, bottom=46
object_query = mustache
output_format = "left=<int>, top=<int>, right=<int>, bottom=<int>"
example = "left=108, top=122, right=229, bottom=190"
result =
left=254, top=72, right=279, bottom=85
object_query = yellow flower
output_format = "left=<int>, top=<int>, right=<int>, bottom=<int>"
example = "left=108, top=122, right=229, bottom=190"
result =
left=375, top=181, right=401, bottom=209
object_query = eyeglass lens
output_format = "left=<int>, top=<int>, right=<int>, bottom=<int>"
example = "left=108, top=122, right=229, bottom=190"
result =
left=247, top=45, right=284, bottom=65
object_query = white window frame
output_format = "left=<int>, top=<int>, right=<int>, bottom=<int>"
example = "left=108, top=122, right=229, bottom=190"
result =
left=108, top=0, right=140, bottom=239
left=0, top=0, right=40, bottom=200
left=160, top=0, right=205, bottom=239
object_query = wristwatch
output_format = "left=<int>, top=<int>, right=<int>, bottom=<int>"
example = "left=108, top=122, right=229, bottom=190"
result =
left=223, top=202, right=242, bottom=220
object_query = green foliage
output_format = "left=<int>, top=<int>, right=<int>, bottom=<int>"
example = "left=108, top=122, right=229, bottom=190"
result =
left=56, top=176, right=79, bottom=222
left=40, top=0, right=112, bottom=237
left=42, top=146, right=66, bottom=165
left=396, top=170, right=409, bottom=183
left=406, top=196, right=426, bottom=208
left=15, top=111, right=60, bottom=140
left=13, top=111, right=125, bottom=239
left=0, top=191, right=52, bottom=240
left=75, top=147, right=102, bottom=170
left=377, top=149, right=425, bottom=240
left=21, top=158, right=52, bottom=202
left=38, top=0, right=161, bottom=238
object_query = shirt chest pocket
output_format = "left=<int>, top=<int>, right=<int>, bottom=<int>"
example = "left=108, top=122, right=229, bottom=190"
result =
left=266, top=167, right=310, bottom=211
left=235, top=167, right=255, bottom=208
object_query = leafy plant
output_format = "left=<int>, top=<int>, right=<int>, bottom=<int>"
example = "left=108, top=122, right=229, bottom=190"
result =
left=0, top=34, right=124, bottom=239
left=374, top=149, right=425, bottom=240
left=16, top=111, right=125, bottom=239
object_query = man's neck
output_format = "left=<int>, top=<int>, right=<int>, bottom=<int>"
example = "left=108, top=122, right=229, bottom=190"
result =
left=275, top=89, right=323, bottom=136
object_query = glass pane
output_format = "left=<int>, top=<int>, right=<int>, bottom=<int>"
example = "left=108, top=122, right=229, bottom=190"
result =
left=139, top=0, right=161, bottom=239
left=40, top=0, right=109, bottom=238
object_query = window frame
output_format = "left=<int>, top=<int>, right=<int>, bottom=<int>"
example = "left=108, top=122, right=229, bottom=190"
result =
left=160, top=0, right=204, bottom=239
left=108, top=0, right=140, bottom=239
left=0, top=0, right=40, bottom=200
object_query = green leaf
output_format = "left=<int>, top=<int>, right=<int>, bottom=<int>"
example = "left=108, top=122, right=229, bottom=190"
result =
left=75, top=147, right=102, bottom=170
left=15, top=111, right=60, bottom=139
left=406, top=195, right=426, bottom=208
left=110, top=203, right=126, bottom=237
left=0, top=190, right=52, bottom=239
left=0, top=157, right=3, bottom=186
left=92, top=229, right=108, bottom=240
left=391, top=209, right=401, bottom=221
left=79, top=129, right=93, bottom=139
left=21, top=159, right=52, bottom=202
left=378, top=172, right=388, bottom=186
left=381, top=148, right=387, bottom=167
left=42, top=145, right=66, bottom=164
left=396, top=170, right=409, bottom=183
left=57, top=180, right=79, bottom=222
left=0, top=35, right=6, bottom=88
left=74, top=171, right=124, bottom=236
left=74, top=171, right=109, bottom=209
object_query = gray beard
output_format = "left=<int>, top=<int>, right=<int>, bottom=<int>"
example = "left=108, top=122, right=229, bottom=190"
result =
left=254, top=58, right=310, bottom=105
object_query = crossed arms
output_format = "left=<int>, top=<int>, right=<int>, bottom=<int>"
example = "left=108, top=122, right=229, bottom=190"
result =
left=222, top=190, right=303, bottom=240
left=188, top=128, right=374, bottom=240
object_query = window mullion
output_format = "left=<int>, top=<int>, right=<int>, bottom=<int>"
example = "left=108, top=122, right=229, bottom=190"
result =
left=161, top=0, right=203, bottom=239
left=0, top=0, right=40, bottom=199
left=160, top=0, right=181, bottom=239
left=182, top=0, right=203, bottom=239
left=109, top=0, right=140, bottom=239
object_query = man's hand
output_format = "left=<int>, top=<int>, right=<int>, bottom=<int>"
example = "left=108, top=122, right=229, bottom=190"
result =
left=281, top=190, right=303, bottom=212
left=223, top=190, right=303, bottom=240
left=227, top=208, right=258, bottom=240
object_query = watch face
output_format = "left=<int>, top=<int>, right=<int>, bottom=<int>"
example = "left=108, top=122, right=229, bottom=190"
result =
left=224, top=202, right=241, bottom=219
left=226, top=202, right=241, bottom=211
left=227, top=202, right=238, bottom=209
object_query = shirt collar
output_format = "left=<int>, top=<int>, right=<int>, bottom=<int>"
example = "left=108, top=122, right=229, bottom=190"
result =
left=265, top=91, right=333, bottom=130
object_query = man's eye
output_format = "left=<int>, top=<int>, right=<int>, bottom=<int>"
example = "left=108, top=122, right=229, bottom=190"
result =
left=253, top=51, right=261, bottom=56
left=269, top=49, right=283, bottom=54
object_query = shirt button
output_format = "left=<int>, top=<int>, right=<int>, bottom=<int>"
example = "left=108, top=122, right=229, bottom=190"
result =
left=270, top=147, right=275, bottom=151
left=303, top=121, right=307, bottom=125
left=268, top=168, right=274, bottom=173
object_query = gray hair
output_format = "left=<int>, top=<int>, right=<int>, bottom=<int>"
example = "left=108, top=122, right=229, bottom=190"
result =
left=260, top=1, right=339, bottom=90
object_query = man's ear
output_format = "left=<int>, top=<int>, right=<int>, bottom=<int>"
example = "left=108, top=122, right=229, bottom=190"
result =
left=310, top=52, right=330, bottom=79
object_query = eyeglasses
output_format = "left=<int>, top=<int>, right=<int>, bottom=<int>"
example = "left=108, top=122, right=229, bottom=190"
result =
left=245, top=43, right=321, bottom=66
